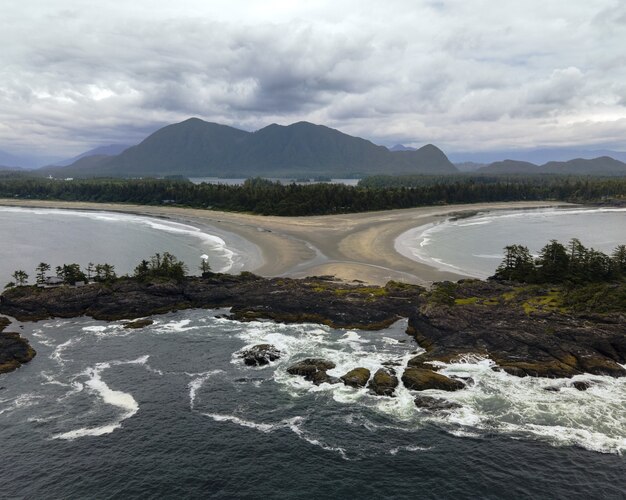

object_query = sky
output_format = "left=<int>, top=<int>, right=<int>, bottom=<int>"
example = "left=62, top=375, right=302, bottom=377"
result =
left=1, top=0, right=626, bottom=162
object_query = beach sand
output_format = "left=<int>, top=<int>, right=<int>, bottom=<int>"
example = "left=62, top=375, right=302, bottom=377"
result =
left=0, top=199, right=568, bottom=285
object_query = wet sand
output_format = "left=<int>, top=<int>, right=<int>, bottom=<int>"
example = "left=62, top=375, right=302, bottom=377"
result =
left=0, top=199, right=568, bottom=285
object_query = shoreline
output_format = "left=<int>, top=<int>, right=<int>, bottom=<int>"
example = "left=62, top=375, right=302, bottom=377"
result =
left=0, top=199, right=570, bottom=285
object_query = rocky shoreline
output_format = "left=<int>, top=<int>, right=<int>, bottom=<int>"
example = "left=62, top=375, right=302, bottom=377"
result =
left=0, top=317, right=36, bottom=374
left=1, top=273, right=624, bottom=387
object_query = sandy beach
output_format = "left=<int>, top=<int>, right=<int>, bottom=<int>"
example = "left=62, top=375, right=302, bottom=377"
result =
left=0, top=199, right=568, bottom=285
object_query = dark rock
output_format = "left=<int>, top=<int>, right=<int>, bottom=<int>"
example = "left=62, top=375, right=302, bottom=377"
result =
left=544, top=386, right=560, bottom=392
left=123, top=318, right=154, bottom=329
left=240, top=344, right=281, bottom=366
left=407, top=279, right=626, bottom=379
left=340, top=367, right=371, bottom=388
left=382, top=360, right=402, bottom=367
left=402, top=368, right=465, bottom=392
left=572, top=381, right=592, bottom=391
left=414, top=396, right=462, bottom=412
left=367, top=368, right=399, bottom=396
left=0, top=330, right=36, bottom=374
left=287, top=358, right=339, bottom=385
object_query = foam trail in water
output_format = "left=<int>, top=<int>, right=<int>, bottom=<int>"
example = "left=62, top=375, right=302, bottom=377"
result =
left=188, top=370, right=224, bottom=409
left=51, top=357, right=147, bottom=440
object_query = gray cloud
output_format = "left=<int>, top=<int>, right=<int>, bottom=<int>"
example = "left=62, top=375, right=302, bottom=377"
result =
left=1, top=0, right=626, bottom=161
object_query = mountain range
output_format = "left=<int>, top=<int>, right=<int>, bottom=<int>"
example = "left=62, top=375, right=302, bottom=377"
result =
left=41, top=118, right=457, bottom=178
left=477, top=157, right=626, bottom=175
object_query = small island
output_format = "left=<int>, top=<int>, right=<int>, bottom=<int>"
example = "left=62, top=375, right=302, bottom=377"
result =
left=1, top=241, right=625, bottom=390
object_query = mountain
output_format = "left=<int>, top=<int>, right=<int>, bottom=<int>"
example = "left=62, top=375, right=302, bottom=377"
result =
left=389, top=144, right=417, bottom=152
left=0, top=150, right=25, bottom=168
left=53, top=144, right=132, bottom=167
left=454, top=162, right=486, bottom=172
left=448, top=148, right=626, bottom=165
left=43, top=118, right=457, bottom=178
left=478, top=156, right=626, bottom=175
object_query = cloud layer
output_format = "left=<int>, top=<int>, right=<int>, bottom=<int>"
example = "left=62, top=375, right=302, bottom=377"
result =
left=1, top=0, right=625, bottom=159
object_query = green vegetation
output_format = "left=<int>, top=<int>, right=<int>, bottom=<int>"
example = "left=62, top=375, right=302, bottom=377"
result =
left=1, top=173, right=626, bottom=216
left=493, top=239, right=626, bottom=283
left=133, top=252, right=188, bottom=282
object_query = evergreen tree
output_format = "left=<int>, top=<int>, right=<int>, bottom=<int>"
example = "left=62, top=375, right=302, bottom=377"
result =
left=12, top=270, right=28, bottom=286
left=536, top=240, right=569, bottom=282
left=35, top=262, right=51, bottom=284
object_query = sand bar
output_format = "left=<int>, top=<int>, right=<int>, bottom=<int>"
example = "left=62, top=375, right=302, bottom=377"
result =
left=0, top=199, right=569, bottom=285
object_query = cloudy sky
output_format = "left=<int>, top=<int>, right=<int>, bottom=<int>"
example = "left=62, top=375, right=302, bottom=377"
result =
left=2, top=0, right=626, bottom=161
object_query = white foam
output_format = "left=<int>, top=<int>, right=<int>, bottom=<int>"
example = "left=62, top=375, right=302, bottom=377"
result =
left=188, top=370, right=223, bottom=409
left=50, top=337, right=82, bottom=365
left=0, top=393, right=43, bottom=416
left=51, top=357, right=145, bottom=440
left=415, top=356, right=626, bottom=455
left=156, top=319, right=198, bottom=333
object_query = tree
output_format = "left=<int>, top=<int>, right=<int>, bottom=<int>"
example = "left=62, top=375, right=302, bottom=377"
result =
left=133, top=252, right=187, bottom=282
left=494, top=244, right=535, bottom=282
left=199, top=257, right=211, bottom=275
left=12, top=270, right=28, bottom=286
left=536, top=240, right=569, bottom=282
left=101, top=263, right=116, bottom=282
left=60, top=264, right=87, bottom=285
left=86, top=262, right=95, bottom=281
left=35, top=262, right=51, bottom=285
left=612, top=245, right=626, bottom=275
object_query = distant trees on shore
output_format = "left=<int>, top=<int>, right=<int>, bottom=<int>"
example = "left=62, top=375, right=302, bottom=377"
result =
left=0, top=174, right=625, bottom=216
left=6, top=260, right=117, bottom=288
left=5, top=251, right=212, bottom=289
left=493, top=239, right=626, bottom=283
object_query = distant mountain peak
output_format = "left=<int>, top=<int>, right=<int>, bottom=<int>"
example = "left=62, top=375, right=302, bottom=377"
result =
left=40, top=119, right=457, bottom=178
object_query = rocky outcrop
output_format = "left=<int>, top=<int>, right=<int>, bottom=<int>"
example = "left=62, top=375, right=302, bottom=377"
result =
left=414, top=396, right=462, bottom=412
left=0, top=317, right=36, bottom=374
left=340, top=367, right=371, bottom=388
left=367, top=368, right=399, bottom=396
left=287, top=358, right=339, bottom=385
left=401, top=367, right=465, bottom=392
left=407, top=281, right=626, bottom=379
left=0, top=274, right=422, bottom=330
left=123, top=318, right=154, bottom=329
left=239, top=344, right=281, bottom=366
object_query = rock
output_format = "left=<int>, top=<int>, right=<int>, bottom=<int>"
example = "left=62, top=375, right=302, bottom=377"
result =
left=287, top=358, right=339, bottom=385
left=0, top=330, right=36, bottom=374
left=239, top=344, right=281, bottom=366
left=414, top=395, right=462, bottom=412
left=367, top=368, right=399, bottom=396
left=401, top=368, right=465, bottom=392
left=572, top=381, right=592, bottom=391
left=340, top=367, right=371, bottom=388
left=544, top=386, right=560, bottom=392
left=123, top=318, right=154, bottom=329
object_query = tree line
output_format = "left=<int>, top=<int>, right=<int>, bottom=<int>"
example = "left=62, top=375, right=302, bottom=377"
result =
left=0, top=174, right=625, bottom=216
left=6, top=252, right=210, bottom=288
left=492, top=239, right=626, bottom=283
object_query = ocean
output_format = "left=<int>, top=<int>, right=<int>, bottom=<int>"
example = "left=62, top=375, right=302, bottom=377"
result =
left=396, top=207, right=626, bottom=278
left=0, top=206, right=625, bottom=498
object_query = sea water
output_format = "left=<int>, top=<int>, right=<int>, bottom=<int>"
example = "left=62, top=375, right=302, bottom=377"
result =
left=396, top=207, right=626, bottom=278
left=0, top=312, right=624, bottom=498
left=0, top=206, right=261, bottom=285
